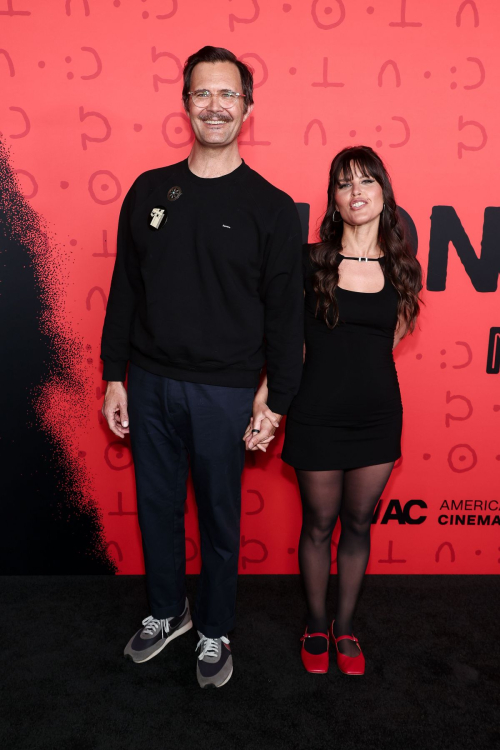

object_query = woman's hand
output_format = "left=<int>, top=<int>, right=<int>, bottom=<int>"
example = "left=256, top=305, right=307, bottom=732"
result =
left=243, top=417, right=276, bottom=452
left=243, top=399, right=282, bottom=452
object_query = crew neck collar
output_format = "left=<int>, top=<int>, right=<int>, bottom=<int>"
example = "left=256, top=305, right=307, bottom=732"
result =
left=182, top=158, right=247, bottom=184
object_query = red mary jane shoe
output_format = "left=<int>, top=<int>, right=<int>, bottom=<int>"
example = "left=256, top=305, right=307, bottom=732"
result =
left=300, top=628, right=330, bottom=674
left=330, top=621, right=365, bottom=676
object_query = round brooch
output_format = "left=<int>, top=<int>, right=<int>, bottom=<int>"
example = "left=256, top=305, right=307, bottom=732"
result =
left=167, top=186, right=182, bottom=202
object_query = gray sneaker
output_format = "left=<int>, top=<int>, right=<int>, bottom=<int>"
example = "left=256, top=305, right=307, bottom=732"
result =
left=195, top=631, right=233, bottom=688
left=124, top=599, right=192, bottom=663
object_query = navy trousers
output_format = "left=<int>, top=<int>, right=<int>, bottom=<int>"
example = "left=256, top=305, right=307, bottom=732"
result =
left=127, top=363, right=254, bottom=638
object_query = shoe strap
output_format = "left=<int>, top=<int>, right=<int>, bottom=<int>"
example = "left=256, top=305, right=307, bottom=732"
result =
left=334, top=634, right=360, bottom=647
left=301, top=631, right=329, bottom=642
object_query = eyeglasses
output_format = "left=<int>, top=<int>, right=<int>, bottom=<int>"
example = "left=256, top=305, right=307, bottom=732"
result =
left=188, top=89, right=246, bottom=110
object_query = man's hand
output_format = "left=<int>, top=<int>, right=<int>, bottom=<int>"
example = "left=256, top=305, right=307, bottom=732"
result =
left=243, top=400, right=282, bottom=452
left=102, top=381, right=129, bottom=438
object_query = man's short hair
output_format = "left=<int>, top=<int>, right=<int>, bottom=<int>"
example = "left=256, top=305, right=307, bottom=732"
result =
left=182, top=46, right=254, bottom=112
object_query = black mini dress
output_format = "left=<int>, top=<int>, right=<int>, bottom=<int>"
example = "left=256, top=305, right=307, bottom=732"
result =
left=281, top=249, right=402, bottom=471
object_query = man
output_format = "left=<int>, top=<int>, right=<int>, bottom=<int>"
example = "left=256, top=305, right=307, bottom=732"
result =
left=101, top=46, right=303, bottom=688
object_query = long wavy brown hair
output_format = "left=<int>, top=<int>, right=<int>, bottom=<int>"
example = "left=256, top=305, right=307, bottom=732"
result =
left=311, top=146, right=422, bottom=334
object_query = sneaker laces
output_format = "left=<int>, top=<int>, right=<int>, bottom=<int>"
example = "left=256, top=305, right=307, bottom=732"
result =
left=142, top=615, right=170, bottom=637
left=195, top=634, right=230, bottom=660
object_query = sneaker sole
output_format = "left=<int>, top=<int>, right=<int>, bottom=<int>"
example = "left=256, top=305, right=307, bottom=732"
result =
left=200, top=665, right=233, bottom=689
left=126, top=619, right=193, bottom=664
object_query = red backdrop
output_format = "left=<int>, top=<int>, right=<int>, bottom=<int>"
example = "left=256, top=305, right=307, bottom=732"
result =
left=3, top=0, right=499, bottom=574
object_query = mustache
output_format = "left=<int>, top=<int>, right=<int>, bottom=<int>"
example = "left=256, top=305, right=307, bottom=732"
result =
left=198, top=111, right=232, bottom=123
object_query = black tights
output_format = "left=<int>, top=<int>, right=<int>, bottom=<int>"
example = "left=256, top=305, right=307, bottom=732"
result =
left=296, top=463, right=394, bottom=654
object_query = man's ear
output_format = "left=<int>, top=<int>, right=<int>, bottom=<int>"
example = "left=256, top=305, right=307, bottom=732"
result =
left=242, top=102, right=254, bottom=123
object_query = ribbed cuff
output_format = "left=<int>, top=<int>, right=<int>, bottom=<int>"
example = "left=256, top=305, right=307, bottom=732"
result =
left=267, top=389, right=294, bottom=416
left=102, top=360, right=128, bottom=382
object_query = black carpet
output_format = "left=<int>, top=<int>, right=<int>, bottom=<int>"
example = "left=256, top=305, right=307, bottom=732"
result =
left=2, top=575, right=499, bottom=750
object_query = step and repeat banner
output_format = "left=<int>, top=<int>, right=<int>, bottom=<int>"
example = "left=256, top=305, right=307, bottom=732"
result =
left=1, top=0, right=499, bottom=574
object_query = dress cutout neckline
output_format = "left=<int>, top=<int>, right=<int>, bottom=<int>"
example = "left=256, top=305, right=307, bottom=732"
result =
left=337, top=253, right=386, bottom=295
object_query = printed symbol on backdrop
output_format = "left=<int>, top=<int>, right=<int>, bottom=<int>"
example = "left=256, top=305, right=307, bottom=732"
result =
left=8, top=106, right=30, bottom=138
left=149, top=206, right=168, bottom=230
left=229, top=0, right=260, bottom=32
left=105, top=541, right=123, bottom=563
left=239, top=116, right=271, bottom=146
left=167, top=186, right=182, bottom=202
left=239, top=53, right=268, bottom=88
left=160, top=1, right=180, bottom=19
left=92, top=229, right=116, bottom=258
left=88, top=169, right=121, bottom=204
left=304, top=119, right=327, bottom=146
left=445, top=392, right=473, bottom=427
left=0, top=0, right=30, bottom=16
left=86, top=286, right=107, bottom=310
left=66, top=48, right=102, bottom=80
left=161, top=112, right=194, bottom=148
left=65, top=0, right=90, bottom=16
left=245, top=489, right=264, bottom=515
left=240, top=536, right=268, bottom=569
left=151, top=48, right=182, bottom=91
left=186, top=537, right=198, bottom=562
left=312, top=58, right=344, bottom=88
left=427, top=207, right=498, bottom=292
left=104, top=441, right=133, bottom=471
left=81, top=46, right=102, bottom=79
left=458, top=116, right=487, bottom=159
left=0, top=49, right=15, bottom=76
left=145, top=0, right=178, bottom=21
left=447, top=444, right=477, bottom=473
left=377, top=60, right=401, bottom=88
left=449, top=58, right=485, bottom=90
left=435, top=542, right=455, bottom=563
left=108, top=492, right=137, bottom=516
left=13, top=168, right=37, bottom=198
left=389, top=116, right=410, bottom=148
left=389, top=0, right=422, bottom=28
left=378, top=540, right=407, bottom=564
left=456, top=0, right=479, bottom=28
left=446, top=341, right=473, bottom=369
left=79, top=106, right=111, bottom=151
left=347, top=117, right=410, bottom=149
left=486, top=328, right=500, bottom=373
left=311, top=0, right=345, bottom=30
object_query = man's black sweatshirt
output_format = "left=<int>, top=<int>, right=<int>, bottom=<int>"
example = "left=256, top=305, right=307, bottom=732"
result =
left=100, top=159, right=304, bottom=415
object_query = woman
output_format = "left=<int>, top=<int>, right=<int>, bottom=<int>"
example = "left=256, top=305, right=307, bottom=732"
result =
left=245, top=146, right=422, bottom=675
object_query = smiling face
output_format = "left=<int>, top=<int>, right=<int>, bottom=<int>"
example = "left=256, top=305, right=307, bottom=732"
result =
left=334, top=162, right=384, bottom=227
left=187, top=61, right=253, bottom=149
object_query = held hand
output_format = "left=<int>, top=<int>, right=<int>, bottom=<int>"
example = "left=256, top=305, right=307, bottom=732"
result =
left=243, top=417, right=276, bottom=452
left=244, top=400, right=282, bottom=451
left=102, top=381, right=129, bottom=438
